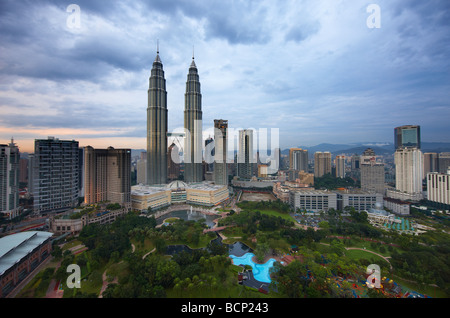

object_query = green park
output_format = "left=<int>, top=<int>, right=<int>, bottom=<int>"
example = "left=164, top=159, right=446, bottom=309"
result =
left=15, top=196, right=450, bottom=298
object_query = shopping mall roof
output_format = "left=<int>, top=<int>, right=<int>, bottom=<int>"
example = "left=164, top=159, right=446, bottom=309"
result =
left=132, top=181, right=226, bottom=196
left=187, top=182, right=226, bottom=191
left=0, top=231, right=54, bottom=276
left=131, top=184, right=170, bottom=196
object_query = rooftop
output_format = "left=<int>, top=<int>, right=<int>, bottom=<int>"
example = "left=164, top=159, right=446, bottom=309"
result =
left=131, top=184, right=170, bottom=196
left=187, top=182, right=226, bottom=191
left=0, top=231, right=54, bottom=276
left=334, top=189, right=380, bottom=195
left=131, top=181, right=226, bottom=196
left=293, top=190, right=335, bottom=195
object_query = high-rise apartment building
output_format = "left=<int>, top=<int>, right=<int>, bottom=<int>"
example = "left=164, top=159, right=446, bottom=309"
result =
left=28, top=154, right=35, bottom=195
left=237, top=129, right=255, bottom=180
left=394, top=147, right=423, bottom=198
left=427, top=170, right=450, bottom=207
left=32, top=137, right=79, bottom=214
left=335, top=155, right=345, bottom=178
left=389, top=125, right=423, bottom=201
left=351, top=154, right=360, bottom=171
left=84, top=146, right=131, bottom=207
left=19, top=158, right=28, bottom=184
left=360, top=148, right=385, bottom=194
left=394, top=125, right=421, bottom=150
left=314, top=151, right=331, bottom=177
left=214, top=119, right=228, bottom=185
left=184, top=56, right=203, bottom=183
left=147, top=49, right=168, bottom=185
left=290, top=148, right=308, bottom=172
left=423, top=152, right=438, bottom=178
left=0, top=139, right=20, bottom=219
left=438, top=153, right=450, bottom=174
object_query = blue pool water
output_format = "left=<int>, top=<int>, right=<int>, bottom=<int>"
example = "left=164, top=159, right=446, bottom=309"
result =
left=229, top=253, right=276, bottom=283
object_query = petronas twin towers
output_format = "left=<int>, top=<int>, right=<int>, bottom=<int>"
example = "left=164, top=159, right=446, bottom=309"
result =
left=147, top=48, right=203, bottom=185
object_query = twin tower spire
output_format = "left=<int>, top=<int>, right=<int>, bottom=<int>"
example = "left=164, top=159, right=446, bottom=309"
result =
left=147, top=46, right=203, bottom=185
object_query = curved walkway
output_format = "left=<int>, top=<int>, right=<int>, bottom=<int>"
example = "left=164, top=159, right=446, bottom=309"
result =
left=98, top=269, right=118, bottom=298
left=320, top=243, right=393, bottom=269
left=345, top=247, right=393, bottom=269
left=142, top=248, right=156, bottom=260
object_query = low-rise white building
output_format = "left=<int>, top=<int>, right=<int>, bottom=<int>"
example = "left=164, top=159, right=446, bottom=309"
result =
left=131, top=181, right=229, bottom=212
left=383, top=197, right=411, bottom=215
left=289, top=190, right=337, bottom=213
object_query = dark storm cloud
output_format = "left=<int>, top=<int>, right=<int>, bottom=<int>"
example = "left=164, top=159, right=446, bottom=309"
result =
left=1, top=0, right=450, bottom=148
left=140, top=0, right=273, bottom=44
left=0, top=0, right=152, bottom=82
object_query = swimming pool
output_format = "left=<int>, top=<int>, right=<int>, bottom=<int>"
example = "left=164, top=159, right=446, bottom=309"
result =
left=229, top=253, right=276, bottom=283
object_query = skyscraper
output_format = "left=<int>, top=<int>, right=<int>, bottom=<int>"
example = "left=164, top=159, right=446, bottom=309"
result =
left=360, top=148, right=385, bottom=194
left=237, top=129, right=255, bottom=180
left=335, top=155, right=345, bottom=178
left=290, top=148, right=308, bottom=172
left=438, top=152, right=450, bottom=174
left=147, top=49, right=168, bottom=185
left=0, top=139, right=20, bottom=219
left=423, top=152, right=438, bottom=178
left=389, top=125, right=423, bottom=201
left=214, top=119, right=228, bottom=185
left=314, top=151, right=331, bottom=177
left=84, top=146, right=131, bottom=207
left=394, top=148, right=423, bottom=196
left=32, top=137, right=79, bottom=214
left=184, top=55, right=203, bottom=183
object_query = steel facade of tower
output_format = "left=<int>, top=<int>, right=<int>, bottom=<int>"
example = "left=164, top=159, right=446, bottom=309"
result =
left=147, top=51, right=168, bottom=185
left=184, top=57, right=203, bottom=183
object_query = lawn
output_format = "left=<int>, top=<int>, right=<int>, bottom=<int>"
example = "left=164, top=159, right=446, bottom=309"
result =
left=392, top=274, right=447, bottom=298
left=344, top=249, right=391, bottom=268
left=237, top=206, right=296, bottom=223
left=323, top=236, right=402, bottom=258
left=61, top=239, right=83, bottom=251
left=131, top=237, right=155, bottom=255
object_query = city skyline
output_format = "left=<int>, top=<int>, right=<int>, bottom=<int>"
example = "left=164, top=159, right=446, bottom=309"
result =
left=1, top=0, right=450, bottom=153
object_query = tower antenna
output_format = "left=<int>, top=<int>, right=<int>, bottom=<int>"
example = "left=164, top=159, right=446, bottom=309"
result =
left=157, top=39, right=159, bottom=54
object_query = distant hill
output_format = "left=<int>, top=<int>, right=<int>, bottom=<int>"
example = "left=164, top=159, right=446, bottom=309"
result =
left=281, top=141, right=450, bottom=157
left=421, top=142, right=450, bottom=153
left=331, top=146, right=393, bottom=156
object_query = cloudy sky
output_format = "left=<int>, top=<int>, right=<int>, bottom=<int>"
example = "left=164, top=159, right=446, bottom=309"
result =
left=1, top=0, right=449, bottom=153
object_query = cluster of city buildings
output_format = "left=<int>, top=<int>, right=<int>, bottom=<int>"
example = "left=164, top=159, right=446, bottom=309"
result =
left=273, top=125, right=450, bottom=218
left=1, top=48, right=450, bottom=298
left=0, top=51, right=242, bottom=231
